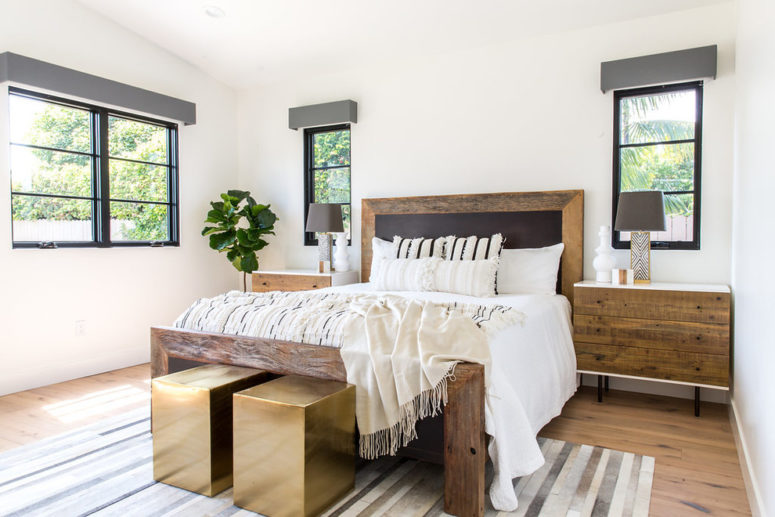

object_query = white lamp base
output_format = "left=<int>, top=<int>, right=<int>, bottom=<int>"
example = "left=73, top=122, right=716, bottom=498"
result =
left=630, top=231, right=651, bottom=283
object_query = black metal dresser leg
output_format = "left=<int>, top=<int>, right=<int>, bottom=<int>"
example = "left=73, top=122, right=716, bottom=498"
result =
left=597, top=375, right=603, bottom=403
left=604, top=376, right=609, bottom=392
left=695, top=387, right=700, bottom=417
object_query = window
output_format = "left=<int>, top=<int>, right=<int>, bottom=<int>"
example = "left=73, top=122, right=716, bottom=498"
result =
left=303, top=124, right=351, bottom=245
left=9, top=87, right=178, bottom=248
left=612, top=81, right=702, bottom=250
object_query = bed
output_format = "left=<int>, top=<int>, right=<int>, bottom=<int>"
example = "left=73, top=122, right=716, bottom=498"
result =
left=151, top=189, right=584, bottom=516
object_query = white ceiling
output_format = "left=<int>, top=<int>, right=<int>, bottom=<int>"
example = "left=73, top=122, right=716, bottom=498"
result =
left=76, top=0, right=728, bottom=89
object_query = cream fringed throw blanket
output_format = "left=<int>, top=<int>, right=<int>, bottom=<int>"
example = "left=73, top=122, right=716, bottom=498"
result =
left=174, top=291, right=523, bottom=458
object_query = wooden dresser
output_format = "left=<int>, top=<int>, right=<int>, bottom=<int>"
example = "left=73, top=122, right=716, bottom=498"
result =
left=573, top=281, right=731, bottom=415
left=251, top=269, right=359, bottom=293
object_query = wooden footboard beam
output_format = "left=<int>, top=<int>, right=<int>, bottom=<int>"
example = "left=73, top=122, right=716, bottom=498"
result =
left=151, top=326, right=347, bottom=381
left=444, top=363, right=486, bottom=517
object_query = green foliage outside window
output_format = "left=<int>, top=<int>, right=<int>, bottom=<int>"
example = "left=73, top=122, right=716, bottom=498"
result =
left=309, top=128, right=351, bottom=239
left=11, top=99, right=172, bottom=241
left=619, top=91, right=696, bottom=218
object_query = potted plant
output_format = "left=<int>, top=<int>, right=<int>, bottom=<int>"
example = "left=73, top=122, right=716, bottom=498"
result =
left=202, top=190, right=278, bottom=291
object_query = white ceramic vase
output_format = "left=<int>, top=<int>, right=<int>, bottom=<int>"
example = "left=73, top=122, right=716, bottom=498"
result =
left=593, top=225, right=616, bottom=283
left=334, top=233, right=350, bottom=272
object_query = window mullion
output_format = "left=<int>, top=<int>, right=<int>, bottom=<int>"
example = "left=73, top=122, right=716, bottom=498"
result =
left=97, top=109, right=111, bottom=247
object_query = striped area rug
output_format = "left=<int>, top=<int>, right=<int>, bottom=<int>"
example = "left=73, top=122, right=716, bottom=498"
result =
left=0, top=408, right=654, bottom=516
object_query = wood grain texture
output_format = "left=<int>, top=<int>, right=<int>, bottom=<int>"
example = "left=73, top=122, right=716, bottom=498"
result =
left=444, top=363, right=486, bottom=517
left=361, top=190, right=584, bottom=304
left=575, top=342, right=729, bottom=386
left=574, top=286, right=731, bottom=324
left=574, top=314, right=730, bottom=355
left=251, top=272, right=331, bottom=292
left=151, top=327, right=347, bottom=382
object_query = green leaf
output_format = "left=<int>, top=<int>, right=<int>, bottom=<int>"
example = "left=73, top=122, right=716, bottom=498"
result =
left=227, top=190, right=250, bottom=202
left=257, top=209, right=277, bottom=228
left=240, top=252, right=258, bottom=273
left=206, top=209, right=226, bottom=223
left=226, top=248, right=239, bottom=261
left=201, top=226, right=220, bottom=236
left=209, top=230, right=236, bottom=250
left=210, top=201, right=224, bottom=212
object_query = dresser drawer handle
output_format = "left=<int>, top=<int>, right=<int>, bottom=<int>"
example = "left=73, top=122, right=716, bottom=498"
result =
left=262, top=282, right=268, bottom=286
left=697, top=305, right=702, bottom=309
left=312, top=284, right=318, bottom=288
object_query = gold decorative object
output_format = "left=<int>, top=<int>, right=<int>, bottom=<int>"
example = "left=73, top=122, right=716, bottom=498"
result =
left=151, top=364, right=270, bottom=496
left=233, top=375, right=356, bottom=517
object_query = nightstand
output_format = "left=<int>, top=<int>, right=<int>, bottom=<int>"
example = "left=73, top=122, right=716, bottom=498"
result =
left=573, top=280, right=731, bottom=416
left=251, top=269, right=359, bottom=293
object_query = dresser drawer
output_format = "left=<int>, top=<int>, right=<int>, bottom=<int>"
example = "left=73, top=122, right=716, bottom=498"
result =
left=575, top=342, right=729, bottom=387
left=573, top=314, right=729, bottom=355
left=252, top=273, right=331, bottom=292
left=574, top=287, right=730, bottom=324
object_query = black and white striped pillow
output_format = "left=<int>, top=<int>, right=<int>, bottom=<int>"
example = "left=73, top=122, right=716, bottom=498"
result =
left=393, top=236, right=446, bottom=259
left=445, top=233, right=504, bottom=261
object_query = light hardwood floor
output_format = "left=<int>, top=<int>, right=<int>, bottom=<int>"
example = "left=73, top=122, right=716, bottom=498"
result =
left=0, top=365, right=751, bottom=515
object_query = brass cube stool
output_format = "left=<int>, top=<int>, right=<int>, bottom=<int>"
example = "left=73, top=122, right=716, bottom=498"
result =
left=152, top=364, right=270, bottom=496
left=233, top=375, right=356, bottom=517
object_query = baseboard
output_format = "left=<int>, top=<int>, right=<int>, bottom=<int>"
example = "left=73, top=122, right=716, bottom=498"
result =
left=729, top=399, right=765, bottom=517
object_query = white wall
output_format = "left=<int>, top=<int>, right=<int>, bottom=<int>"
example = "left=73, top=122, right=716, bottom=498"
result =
left=237, top=4, right=737, bottom=402
left=237, top=3, right=736, bottom=283
left=0, top=0, right=239, bottom=395
left=731, top=0, right=775, bottom=513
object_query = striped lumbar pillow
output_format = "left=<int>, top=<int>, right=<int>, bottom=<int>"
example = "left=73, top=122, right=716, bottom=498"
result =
left=393, top=236, right=447, bottom=259
left=432, top=257, right=499, bottom=297
left=373, top=257, right=437, bottom=292
left=445, top=233, right=504, bottom=261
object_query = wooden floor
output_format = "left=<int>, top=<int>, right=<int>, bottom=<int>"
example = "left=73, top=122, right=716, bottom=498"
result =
left=0, top=364, right=150, bottom=452
left=541, top=386, right=751, bottom=516
left=0, top=365, right=751, bottom=516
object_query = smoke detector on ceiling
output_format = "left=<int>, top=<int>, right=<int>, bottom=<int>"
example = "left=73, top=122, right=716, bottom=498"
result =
left=203, top=4, right=226, bottom=18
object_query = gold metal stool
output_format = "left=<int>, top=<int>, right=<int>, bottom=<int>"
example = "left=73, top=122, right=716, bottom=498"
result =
left=152, top=364, right=270, bottom=496
left=233, top=375, right=356, bottom=517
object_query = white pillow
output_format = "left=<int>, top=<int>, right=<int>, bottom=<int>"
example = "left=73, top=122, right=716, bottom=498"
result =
left=432, top=257, right=499, bottom=297
left=373, top=257, right=436, bottom=292
left=369, top=237, right=396, bottom=283
left=497, top=243, right=565, bottom=295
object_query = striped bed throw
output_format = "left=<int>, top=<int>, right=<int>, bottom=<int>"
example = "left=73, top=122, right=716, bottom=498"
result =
left=174, top=290, right=518, bottom=348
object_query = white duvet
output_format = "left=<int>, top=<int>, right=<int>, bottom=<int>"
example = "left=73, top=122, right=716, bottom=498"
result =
left=322, top=282, right=577, bottom=511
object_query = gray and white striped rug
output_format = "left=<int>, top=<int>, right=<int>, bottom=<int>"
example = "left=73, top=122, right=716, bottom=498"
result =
left=0, top=408, right=653, bottom=516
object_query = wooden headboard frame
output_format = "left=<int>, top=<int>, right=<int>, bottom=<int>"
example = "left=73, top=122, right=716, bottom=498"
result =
left=361, top=190, right=584, bottom=304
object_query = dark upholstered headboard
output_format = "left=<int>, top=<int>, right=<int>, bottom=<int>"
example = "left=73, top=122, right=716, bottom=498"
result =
left=361, top=190, right=584, bottom=303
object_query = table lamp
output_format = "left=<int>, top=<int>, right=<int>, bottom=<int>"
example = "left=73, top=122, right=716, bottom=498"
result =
left=305, top=203, right=344, bottom=272
left=614, top=191, right=666, bottom=283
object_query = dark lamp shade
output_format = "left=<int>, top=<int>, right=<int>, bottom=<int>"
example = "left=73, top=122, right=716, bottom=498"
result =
left=305, top=203, right=344, bottom=233
left=614, top=191, right=667, bottom=232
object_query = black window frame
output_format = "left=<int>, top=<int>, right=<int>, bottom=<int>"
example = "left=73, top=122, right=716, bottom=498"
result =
left=303, top=123, right=351, bottom=246
left=9, top=86, right=180, bottom=249
left=612, top=80, right=702, bottom=251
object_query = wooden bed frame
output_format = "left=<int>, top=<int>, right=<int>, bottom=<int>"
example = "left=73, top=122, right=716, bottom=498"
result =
left=151, top=190, right=583, bottom=517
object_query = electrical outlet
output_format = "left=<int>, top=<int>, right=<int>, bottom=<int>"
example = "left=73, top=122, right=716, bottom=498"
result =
left=75, top=320, right=86, bottom=336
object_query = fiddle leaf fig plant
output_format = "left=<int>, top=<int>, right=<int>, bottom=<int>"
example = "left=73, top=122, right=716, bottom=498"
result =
left=202, top=190, right=277, bottom=291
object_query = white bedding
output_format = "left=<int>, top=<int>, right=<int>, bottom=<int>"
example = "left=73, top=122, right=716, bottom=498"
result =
left=321, top=282, right=577, bottom=511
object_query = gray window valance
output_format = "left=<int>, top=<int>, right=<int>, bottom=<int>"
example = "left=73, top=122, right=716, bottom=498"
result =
left=600, top=45, right=717, bottom=93
left=0, top=52, right=196, bottom=125
left=289, top=100, right=357, bottom=130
